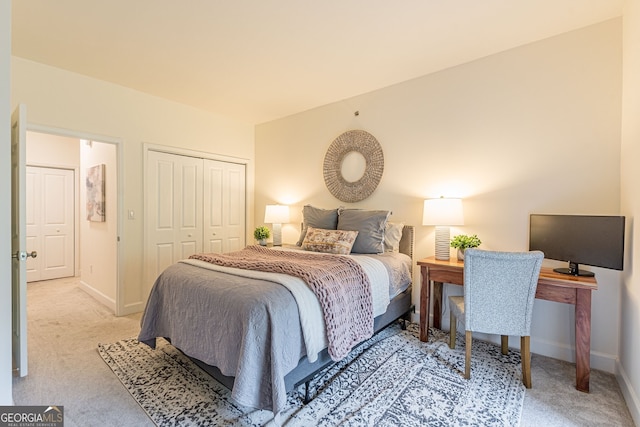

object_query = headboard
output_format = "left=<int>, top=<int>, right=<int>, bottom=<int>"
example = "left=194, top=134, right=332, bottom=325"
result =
left=398, top=225, right=414, bottom=261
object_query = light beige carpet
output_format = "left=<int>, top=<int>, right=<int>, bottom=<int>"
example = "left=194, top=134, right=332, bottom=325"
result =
left=12, top=277, right=636, bottom=426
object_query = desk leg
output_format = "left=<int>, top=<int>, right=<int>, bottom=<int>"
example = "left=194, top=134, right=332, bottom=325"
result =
left=575, top=288, right=592, bottom=392
left=433, top=281, right=443, bottom=330
left=419, top=266, right=431, bottom=342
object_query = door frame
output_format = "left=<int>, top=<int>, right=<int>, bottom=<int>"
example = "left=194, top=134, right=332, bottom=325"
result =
left=27, top=123, right=125, bottom=315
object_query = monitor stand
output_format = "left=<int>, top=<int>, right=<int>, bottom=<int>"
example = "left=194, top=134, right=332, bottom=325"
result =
left=553, top=261, right=595, bottom=277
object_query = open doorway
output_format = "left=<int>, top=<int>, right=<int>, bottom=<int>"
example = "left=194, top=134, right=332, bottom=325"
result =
left=25, top=129, right=120, bottom=313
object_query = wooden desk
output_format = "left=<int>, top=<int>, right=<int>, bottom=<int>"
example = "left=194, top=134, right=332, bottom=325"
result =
left=418, top=256, right=598, bottom=392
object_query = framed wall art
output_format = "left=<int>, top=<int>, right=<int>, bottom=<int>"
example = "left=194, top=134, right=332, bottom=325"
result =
left=86, top=164, right=106, bottom=222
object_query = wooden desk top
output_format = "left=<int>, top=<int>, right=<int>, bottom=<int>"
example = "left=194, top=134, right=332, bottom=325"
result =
left=417, top=256, right=597, bottom=291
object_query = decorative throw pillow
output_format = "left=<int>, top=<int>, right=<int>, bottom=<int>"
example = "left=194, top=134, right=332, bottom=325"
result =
left=337, top=208, right=391, bottom=254
left=296, top=205, right=340, bottom=246
left=384, top=222, right=404, bottom=253
left=301, top=226, right=358, bottom=255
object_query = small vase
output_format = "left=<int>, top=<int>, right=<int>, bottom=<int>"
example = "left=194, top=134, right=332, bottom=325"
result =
left=258, top=239, right=267, bottom=246
left=457, top=248, right=465, bottom=261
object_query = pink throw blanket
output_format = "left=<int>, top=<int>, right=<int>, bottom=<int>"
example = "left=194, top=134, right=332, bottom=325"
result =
left=190, top=245, right=373, bottom=360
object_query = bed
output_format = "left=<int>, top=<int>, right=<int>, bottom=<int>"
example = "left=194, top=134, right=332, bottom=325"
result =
left=138, top=206, right=414, bottom=415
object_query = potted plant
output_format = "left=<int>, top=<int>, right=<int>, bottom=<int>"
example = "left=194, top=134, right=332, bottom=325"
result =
left=253, top=226, right=271, bottom=246
left=450, top=234, right=482, bottom=260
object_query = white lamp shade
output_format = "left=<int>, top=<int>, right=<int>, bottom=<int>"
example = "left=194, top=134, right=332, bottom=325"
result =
left=422, top=198, right=464, bottom=226
left=264, top=205, right=290, bottom=224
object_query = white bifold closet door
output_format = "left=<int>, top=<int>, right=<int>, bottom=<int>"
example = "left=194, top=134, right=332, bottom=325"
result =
left=145, top=150, right=246, bottom=294
left=203, top=158, right=246, bottom=253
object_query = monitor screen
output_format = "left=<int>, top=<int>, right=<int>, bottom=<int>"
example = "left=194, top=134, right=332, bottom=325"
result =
left=529, top=214, right=625, bottom=276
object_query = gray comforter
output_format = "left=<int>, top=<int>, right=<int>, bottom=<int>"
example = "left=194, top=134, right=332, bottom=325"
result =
left=138, top=262, right=305, bottom=414
left=138, top=251, right=412, bottom=414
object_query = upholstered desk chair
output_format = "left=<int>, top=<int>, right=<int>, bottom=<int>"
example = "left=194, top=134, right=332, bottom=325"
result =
left=448, top=249, right=544, bottom=388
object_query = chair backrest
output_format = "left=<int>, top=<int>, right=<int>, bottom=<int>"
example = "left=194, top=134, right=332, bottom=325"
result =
left=463, top=249, right=544, bottom=336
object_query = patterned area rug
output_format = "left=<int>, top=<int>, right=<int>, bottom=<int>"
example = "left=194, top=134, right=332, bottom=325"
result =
left=98, top=323, right=524, bottom=426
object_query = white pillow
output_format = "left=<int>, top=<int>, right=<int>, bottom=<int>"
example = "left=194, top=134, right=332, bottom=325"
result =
left=384, top=222, right=404, bottom=253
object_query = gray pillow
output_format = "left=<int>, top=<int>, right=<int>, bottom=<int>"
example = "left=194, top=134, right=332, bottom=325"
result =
left=296, top=205, right=340, bottom=246
left=337, top=209, right=391, bottom=254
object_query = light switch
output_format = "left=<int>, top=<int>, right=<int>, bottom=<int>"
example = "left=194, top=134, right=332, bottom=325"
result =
left=128, top=210, right=135, bottom=220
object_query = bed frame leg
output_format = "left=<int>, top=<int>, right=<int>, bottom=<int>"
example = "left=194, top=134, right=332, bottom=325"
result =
left=303, top=380, right=311, bottom=404
left=400, top=305, right=414, bottom=330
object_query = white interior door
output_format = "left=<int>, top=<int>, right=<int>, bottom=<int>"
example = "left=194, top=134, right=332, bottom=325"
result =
left=26, top=166, right=75, bottom=282
left=204, top=159, right=246, bottom=253
left=11, top=104, right=29, bottom=377
left=25, top=168, right=38, bottom=282
left=145, top=150, right=203, bottom=293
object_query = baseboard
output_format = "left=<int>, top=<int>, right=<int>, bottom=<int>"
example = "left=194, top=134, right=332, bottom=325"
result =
left=530, top=335, right=617, bottom=374
left=78, top=280, right=116, bottom=312
left=616, top=361, right=640, bottom=426
left=415, top=309, right=618, bottom=373
left=410, top=312, right=420, bottom=324
left=118, top=301, right=145, bottom=317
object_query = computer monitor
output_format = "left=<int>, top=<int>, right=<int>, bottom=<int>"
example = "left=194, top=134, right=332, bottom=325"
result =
left=529, top=214, right=625, bottom=277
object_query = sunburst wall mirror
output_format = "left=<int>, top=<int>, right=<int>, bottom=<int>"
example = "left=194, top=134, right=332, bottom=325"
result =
left=323, top=130, right=384, bottom=203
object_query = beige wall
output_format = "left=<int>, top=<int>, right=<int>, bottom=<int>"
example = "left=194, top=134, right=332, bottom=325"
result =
left=0, top=0, right=12, bottom=405
left=256, top=20, right=623, bottom=372
left=620, top=0, right=640, bottom=424
left=26, top=131, right=80, bottom=167
left=80, top=141, right=118, bottom=307
left=11, top=57, right=256, bottom=315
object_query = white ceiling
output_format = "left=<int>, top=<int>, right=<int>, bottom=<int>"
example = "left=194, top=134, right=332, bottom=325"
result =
left=11, top=1, right=623, bottom=125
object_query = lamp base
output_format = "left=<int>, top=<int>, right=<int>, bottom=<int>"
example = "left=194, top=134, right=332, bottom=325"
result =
left=435, top=226, right=450, bottom=260
left=272, top=223, right=283, bottom=246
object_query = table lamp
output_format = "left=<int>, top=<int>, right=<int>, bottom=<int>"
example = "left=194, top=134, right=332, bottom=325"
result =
left=264, top=204, right=290, bottom=246
left=422, top=197, right=464, bottom=260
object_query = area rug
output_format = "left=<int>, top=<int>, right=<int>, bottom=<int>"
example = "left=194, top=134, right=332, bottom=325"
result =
left=98, top=323, right=525, bottom=426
